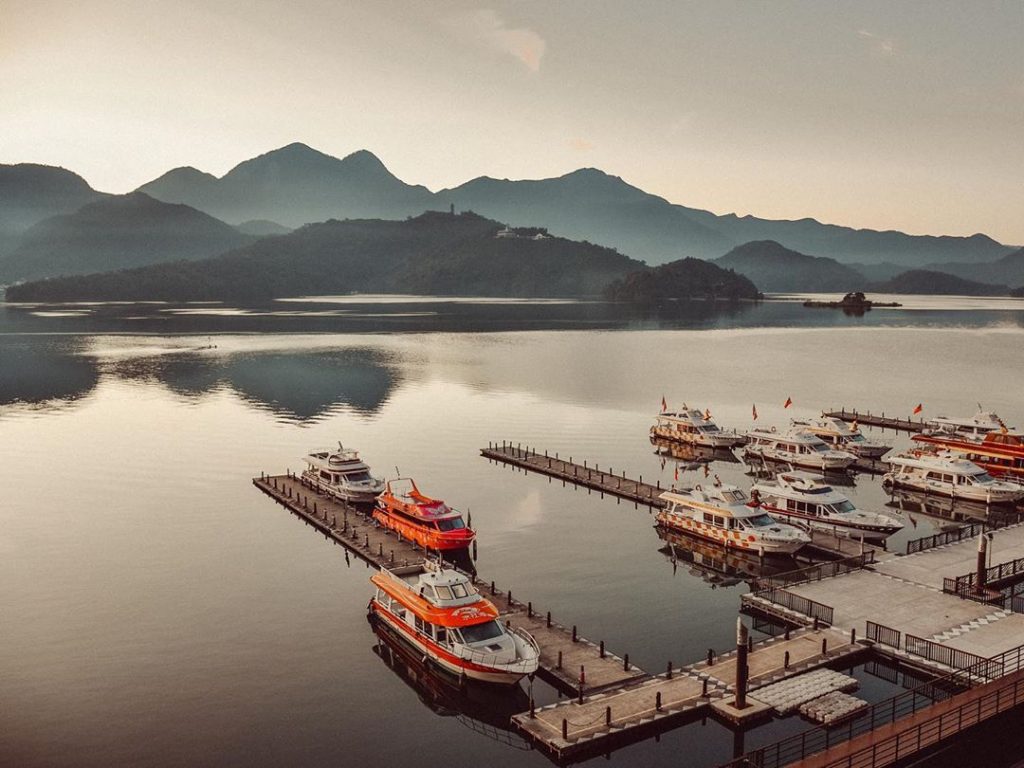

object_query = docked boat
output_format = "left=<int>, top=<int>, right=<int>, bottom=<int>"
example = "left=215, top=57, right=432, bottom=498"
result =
left=373, top=478, right=475, bottom=551
left=926, top=410, right=1013, bottom=440
left=882, top=451, right=1024, bottom=505
left=743, top=428, right=858, bottom=471
left=790, top=416, right=891, bottom=459
left=302, top=443, right=384, bottom=504
left=368, top=562, right=540, bottom=684
left=656, top=481, right=809, bottom=556
left=651, top=406, right=746, bottom=449
left=752, top=471, right=904, bottom=541
left=913, top=429, right=1024, bottom=481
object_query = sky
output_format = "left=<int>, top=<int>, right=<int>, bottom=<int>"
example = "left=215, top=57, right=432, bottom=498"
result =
left=2, top=0, right=1023, bottom=242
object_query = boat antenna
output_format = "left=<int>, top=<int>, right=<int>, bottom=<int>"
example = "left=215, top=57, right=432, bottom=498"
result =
left=394, top=466, right=401, bottom=478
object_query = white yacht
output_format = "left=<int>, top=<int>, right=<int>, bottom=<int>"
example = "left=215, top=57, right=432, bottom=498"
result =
left=752, top=471, right=904, bottom=541
left=744, top=428, right=858, bottom=471
left=651, top=406, right=745, bottom=449
left=657, top=481, right=809, bottom=556
left=302, top=443, right=385, bottom=504
left=883, top=451, right=1024, bottom=505
left=791, top=416, right=891, bottom=459
left=926, top=410, right=1013, bottom=440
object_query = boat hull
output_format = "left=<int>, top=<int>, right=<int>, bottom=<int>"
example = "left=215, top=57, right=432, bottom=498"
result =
left=302, top=471, right=382, bottom=504
left=744, top=448, right=855, bottom=471
left=368, top=602, right=528, bottom=685
left=759, top=505, right=900, bottom=542
left=882, top=476, right=1024, bottom=506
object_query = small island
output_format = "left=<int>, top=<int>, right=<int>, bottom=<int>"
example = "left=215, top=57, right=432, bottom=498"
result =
left=803, top=291, right=902, bottom=314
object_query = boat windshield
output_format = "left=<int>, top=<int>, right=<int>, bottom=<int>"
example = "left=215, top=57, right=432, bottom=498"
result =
left=700, top=424, right=720, bottom=433
left=848, top=434, right=866, bottom=443
left=829, top=500, right=856, bottom=514
left=460, top=620, right=504, bottom=644
left=971, top=472, right=995, bottom=484
left=746, top=514, right=778, bottom=528
left=437, top=517, right=466, bottom=531
left=719, top=490, right=746, bottom=503
left=343, top=470, right=372, bottom=482
left=812, top=443, right=829, bottom=452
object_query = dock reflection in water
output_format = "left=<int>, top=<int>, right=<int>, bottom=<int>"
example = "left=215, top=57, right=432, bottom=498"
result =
left=655, top=526, right=798, bottom=589
left=369, top=615, right=532, bottom=751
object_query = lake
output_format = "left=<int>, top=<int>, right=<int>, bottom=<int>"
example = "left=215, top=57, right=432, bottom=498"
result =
left=3, top=294, right=1024, bottom=767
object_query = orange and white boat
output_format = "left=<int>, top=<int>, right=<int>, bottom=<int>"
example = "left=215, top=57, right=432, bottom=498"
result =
left=373, top=478, right=475, bottom=551
left=369, top=562, right=540, bottom=684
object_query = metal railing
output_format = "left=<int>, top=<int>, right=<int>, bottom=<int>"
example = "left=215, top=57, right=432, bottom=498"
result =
left=720, top=642, right=1024, bottom=768
left=752, top=551, right=875, bottom=592
left=904, top=634, right=1003, bottom=681
left=1013, top=594, right=1024, bottom=614
left=865, top=620, right=901, bottom=650
left=756, top=587, right=834, bottom=626
left=906, top=522, right=988, bottom=555
left=944, top=553, right=1024, bottom=595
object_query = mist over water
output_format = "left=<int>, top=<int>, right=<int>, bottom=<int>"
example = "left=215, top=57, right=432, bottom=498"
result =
left=3, top=296, right=1024, bottom=767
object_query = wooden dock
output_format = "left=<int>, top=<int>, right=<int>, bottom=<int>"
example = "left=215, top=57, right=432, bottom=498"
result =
left=483, top=442, right=882, bottom=561
left=253, top=473, right=645, bottom=695
left=822, top=409, right=928, bottom=434
left=513, top=627, right=863, bottom=761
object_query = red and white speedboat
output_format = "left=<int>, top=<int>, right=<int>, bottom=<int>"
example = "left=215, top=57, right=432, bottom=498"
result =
left=373, top=478, right=475, bottom=551
left=369, top=562, right=540, bottom=685
left=913, top=429, right=1024, bottom=481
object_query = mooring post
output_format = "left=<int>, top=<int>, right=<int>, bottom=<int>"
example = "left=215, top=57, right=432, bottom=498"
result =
left=667, top=661, right=673, bottom=679
left=557, top=650, right=563, bottom=669
left=624, top=653, right=630, bottom=671
left=546, top=611, right=552, bottom=628
left=784, top=650, right=790, bottom=669
left=572, top=625, right=578, bottom=642
left=702, top=679, right=709, bottom=697
left=562, top=719, right=568, bottom=740
left=977, top=533, right=989, bottom=593
left=735, top=618, right=749, bottom=710
left=850, top=628, right=857, bottom=644
left=707, top=648, right=715, bottom=666
left=605, top=706, right=611, bottom=726
left=527, top=601, right=533, bottom=618
left=822, top=637, right=828, bottom=655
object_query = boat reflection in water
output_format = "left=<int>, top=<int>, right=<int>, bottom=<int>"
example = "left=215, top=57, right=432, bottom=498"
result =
left=884, top=488, right=1024, bottom=528
left=368, top=615, right=532, bottom=750
left=650, top=435, right=740, bottom=468
left=655, top=526, right=798, bottom=589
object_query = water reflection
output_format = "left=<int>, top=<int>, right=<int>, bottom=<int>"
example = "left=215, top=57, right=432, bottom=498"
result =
left=656, top=526, right=798, bottom=589
left=885, top=489, right=1024, bottom=528
left=650, top=436, right=741, bottom=469
left=368, top=616, right=531, bottom=749
left=0, top=336, right=98, bottom=408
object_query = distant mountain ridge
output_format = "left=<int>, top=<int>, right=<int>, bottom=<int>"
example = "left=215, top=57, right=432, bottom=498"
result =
left=137, top=143, right=434, bottom=227
left=925, top=247, right=1024, bottom=290
left=869, top=269, right=1008, bottom=296
left=131, top=143, right=1013, bottom=268
left=6, top=211, right=644, bottom=302
left=713, top=240, right=865, bottom=292
left=0, top=192, right=250, bottom=283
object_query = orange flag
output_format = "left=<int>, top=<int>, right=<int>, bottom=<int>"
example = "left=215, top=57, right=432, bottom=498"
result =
left=913, top=403, right=923, bottom=415
left=673, top=465, right=679, bottom=482
left=661, top=395, right=668, bottom=413
left=752, top=403, right=759, bottom=420
left=704, top=408, right=712, bottom=421
left=784, top=396, right=793, bottom=409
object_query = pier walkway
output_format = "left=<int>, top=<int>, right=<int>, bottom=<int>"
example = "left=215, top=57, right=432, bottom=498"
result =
left=822, top=409, right=928, bottom=434
left=253, top=473, right=645, bottom=694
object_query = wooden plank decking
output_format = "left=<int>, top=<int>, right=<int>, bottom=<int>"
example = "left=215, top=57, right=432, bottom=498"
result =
left=823, top=409, right=928, bottom=434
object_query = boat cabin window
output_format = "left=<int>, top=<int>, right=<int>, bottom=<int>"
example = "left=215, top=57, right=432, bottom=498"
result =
left=701, top=424, right=720, bottom=433
left=343, top=470, right=371, bottom=482
left=460, top=621, right=504, bottom=644
left=435, top=585, right=454, bottom=600
left=830, top=500, right=856, bottom=514
left=747, top=514, right=777, bottom=528
left=437, top=517, right=466, bottom=532
left=702, top=513, right=726, bottom=527
left=969, top=472, right=994, bottom=484
left=414, top=616, right=426, bottom=634
left=435, top=626, right=448, bottom=645
left=451, top=583, right=470, bottom=599
left=320, top=470, right=332, bottom=480
left=720, top=490, right=745, bottom=503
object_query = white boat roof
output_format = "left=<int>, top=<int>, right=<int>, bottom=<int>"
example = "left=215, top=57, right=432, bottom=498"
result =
left=306, top=444, right=370, bottom=471
left=756, top=471, right=847, bottom=503
left=930, top=411, right=1007, bottom=430
left=658, top=407, right=716, bottom=422
left=792, top=416, right=857, bottom=436
left=746, top=427, right=827, bottom=446
left=381, top=563, right=481, bottom=608
left=660, top=483, right=761, bottom=518
left=886, top=452, right=988, bottom=475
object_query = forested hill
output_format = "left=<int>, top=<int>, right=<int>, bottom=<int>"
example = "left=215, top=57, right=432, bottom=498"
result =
left=6, top=211, right=646, bottom=302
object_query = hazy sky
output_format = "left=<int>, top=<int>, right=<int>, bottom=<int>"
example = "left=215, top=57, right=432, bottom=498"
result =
left=3, top=0, right=1023, bottom=242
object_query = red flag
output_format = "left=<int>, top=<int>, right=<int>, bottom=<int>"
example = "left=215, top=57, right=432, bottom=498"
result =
left=704, top=408, right=712, bottom=421
left=673, top=465, right=679, bottom=482
left=752, top=403, right=758, bottom=420
left=661, top=395, right=668, bottom=413
left=784, top=396, right=793, bottom=409
left=913, top=403, right=923, bottom=415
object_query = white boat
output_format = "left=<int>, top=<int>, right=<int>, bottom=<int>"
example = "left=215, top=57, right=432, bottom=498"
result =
left=790, top=416, right=891, bottom=459
left=926, top=410, right=1013, bottom=440
left=743, top=428, right=857, bottom=471
left=752, top=471, right=904, bottom=541
left=651, top=406, right=745, bottom=449
left=657, top=481, right=809, bottom=556
left=302, top=443, right=384, bottom=504
left=369, top=562, right=540, bottom=684
left=883, top=451, right=1024, bottom=505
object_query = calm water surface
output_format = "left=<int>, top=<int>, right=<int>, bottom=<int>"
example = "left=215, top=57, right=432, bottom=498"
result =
left=3, top=296, right=1024, bottom=767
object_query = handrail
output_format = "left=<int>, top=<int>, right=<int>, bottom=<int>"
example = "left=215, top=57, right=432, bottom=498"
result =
left=944, top=553, right=1024, bottom=594
left=752, top=551, right=875, bottom=592
left=906, top=522, right=988, bottom=555
left=865, top=620, right=901, bottom=650
left=719, top=640, right=1024, bottom=768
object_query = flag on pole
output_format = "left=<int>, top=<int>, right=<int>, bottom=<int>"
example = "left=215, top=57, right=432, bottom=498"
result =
left=784, top=396, right=793, bottom=409
left=913, top=403, right=923, bottom=415
left=704, top=408, right=712, bottom=421
left=752, top=403, right=758, bottom=420
left=673, top=465, right=679, bottom=482
left=661, top=395, right=667, bottom=413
